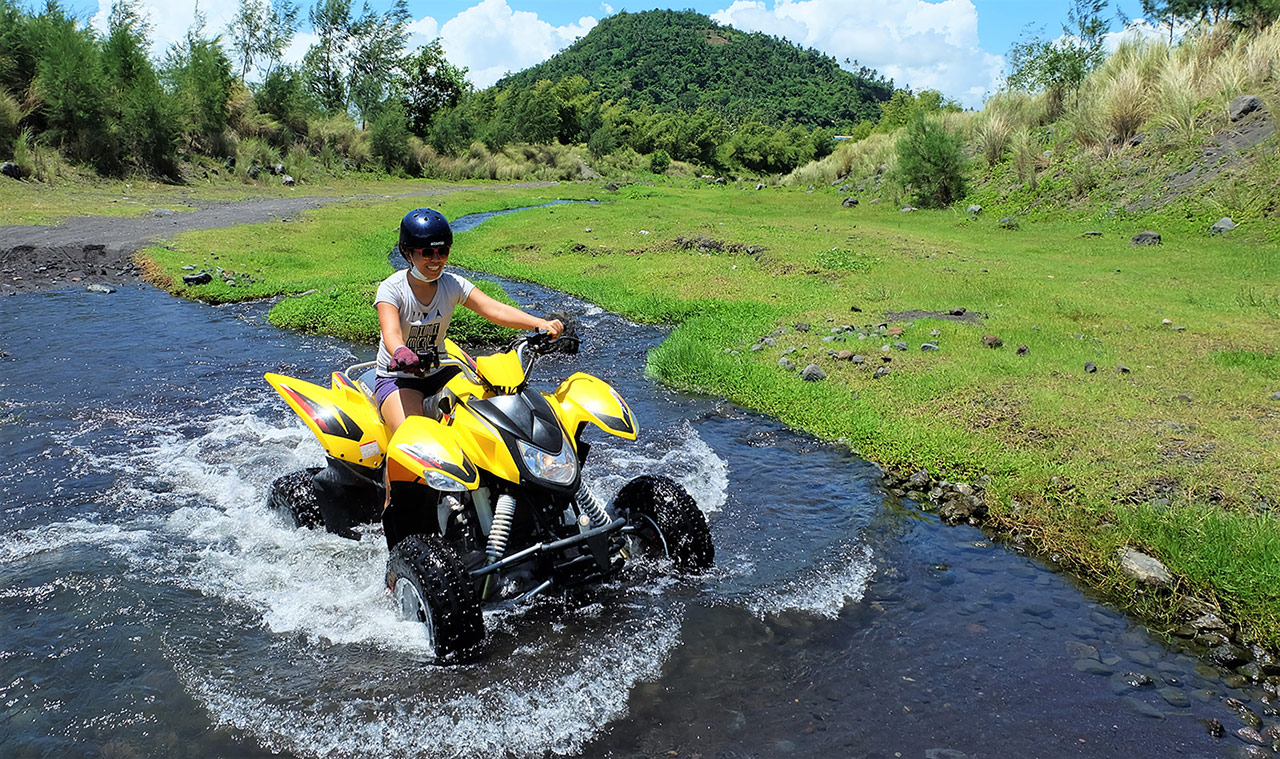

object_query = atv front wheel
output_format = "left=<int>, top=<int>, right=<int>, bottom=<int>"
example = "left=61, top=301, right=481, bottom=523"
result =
left=387, top=534, right=484, bottom=659
left=266, top=468, right=323, bottom=529
left=614, top=475, right=713, bottom=571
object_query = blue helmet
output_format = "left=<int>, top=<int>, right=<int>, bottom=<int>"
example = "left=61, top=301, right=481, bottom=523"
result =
left=398, top=208, right=452, bottom=259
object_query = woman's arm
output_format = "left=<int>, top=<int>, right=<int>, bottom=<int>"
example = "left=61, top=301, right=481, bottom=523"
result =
left=377, top=301, right=407, bottom=349
left=463, top=288, right=564, bottom=337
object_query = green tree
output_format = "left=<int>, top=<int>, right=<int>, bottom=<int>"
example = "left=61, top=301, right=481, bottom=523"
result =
left=648, top=147, right=670, bottom=174
left=103, top=0, right=179, bottom=176
left=369, top=99, right=411, bottom=172
left=348, top=0, right=410, bottom=127
left=401, top=38, right=467, bottom=138
left=255, top=64, right=315, bottom=136
left=895, top=114, right=967, bottom=208
left=1006, top=0, right=1109, bottom=116
left=35, top=4, right=115, bottom=169
left=164, top=13, right=235, bottom=152
left=226, top=0, right=299, bottom=81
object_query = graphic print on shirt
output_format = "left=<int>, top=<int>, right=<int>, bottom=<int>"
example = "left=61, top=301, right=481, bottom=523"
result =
left=404, top=312, right=443, bottom=352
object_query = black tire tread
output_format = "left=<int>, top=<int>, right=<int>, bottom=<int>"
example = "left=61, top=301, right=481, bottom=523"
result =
left=387, top=533, right=484, bottom=658
left=615, top=474, right=714, bottom=571
left=267, top=468, right=323, bottom=529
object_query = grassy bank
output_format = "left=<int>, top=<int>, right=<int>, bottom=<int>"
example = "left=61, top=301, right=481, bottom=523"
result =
left=139, top=180, right=1280, bottom=646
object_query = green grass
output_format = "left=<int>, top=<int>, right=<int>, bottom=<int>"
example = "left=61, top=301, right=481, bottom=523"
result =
left=140, top=185, right=600, bottom=343
left=137, top=179, right=1280, bottom=646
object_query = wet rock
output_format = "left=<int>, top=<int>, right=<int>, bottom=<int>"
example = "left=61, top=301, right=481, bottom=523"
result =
left=1122, top=696, right=1165, bottom=718
left=1230, top=95, right=1264, bottom=122
left=842, top=197, right=858, bottom=207
left=1249, top=643, right=1280, bottom=674
left=1211, top=217, right=1238, bottom=235
left=925, top=750, right=968, bottom=759
left=939, top=494, right=987, bottom=525
left=800, top=364, right=826, bottom=382
left=1158, top=687, right=1191, bottom=707
left=1238, top=727, right=1268, bottom=746
left=1210, top=644, right=1252, bottom=669
left=1131, top=231, right=1162, bottom=246
left=982, top=334, right=1002, bottom=348
left=1121, top=672, right=1155, bottom=688
left=1116, top=547, right=1173, bottom=587
left=1237, top=747, right=1271, bottom=759
left=1238, top=662, right=1266, bottom=682
left=1193, top=612, right=1229, bottom=631
left=1203, top=718, right=1225, bottom=738
left=1197, top=632, right=1232, bottom=648
left=1016, top=344, right=1029, bottom=355
left=85, top=284, right=116, bottom=294
left=182, top=272, right=212, bottom=286
left=1085, top=361, right=1098, bottom=373
left=1227, top=697, right=1264, bottom=727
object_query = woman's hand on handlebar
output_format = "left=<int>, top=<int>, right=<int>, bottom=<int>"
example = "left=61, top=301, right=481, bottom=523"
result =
left=536, top=318, right=564, bottom=339
left=388, top=346, right=424, bottom=374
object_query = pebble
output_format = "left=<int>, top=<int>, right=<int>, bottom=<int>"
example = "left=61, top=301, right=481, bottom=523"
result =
left=1085, top=361, right=1097, bottom=373
left=921, top=343, right=939, bottom=351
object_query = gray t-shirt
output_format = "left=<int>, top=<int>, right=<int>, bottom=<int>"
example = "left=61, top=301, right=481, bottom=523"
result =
left=374, top=270, right=475, bottom=378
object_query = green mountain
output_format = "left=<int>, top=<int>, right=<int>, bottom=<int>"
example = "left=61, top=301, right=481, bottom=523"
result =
left=494, top=10, right=894, bottom=128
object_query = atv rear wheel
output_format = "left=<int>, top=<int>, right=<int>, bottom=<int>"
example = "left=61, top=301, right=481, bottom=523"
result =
left=387, top=533, right=484, bottom=659
left=267, top=468, right=323, bottom=529
left=614, top=475, right=713, bottom=571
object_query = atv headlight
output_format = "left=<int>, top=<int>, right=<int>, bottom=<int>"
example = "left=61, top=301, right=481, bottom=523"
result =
left=397, top=443, right=469, bottom=492
left=516, top=435, right=577, bottom=485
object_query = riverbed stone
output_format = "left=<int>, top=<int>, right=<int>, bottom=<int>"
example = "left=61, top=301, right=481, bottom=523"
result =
left=1192, top=612, right=1229, bottom=631
left=86, top=283, right=116, bottom=294
left=1116, top=548, right=1173, bottom=587
left=925, top=750, right=968, bottom=759
left=182, top=272, right=212, bottom=286
left=1237, top=727, right=1268, bottom=746
left=800, top=364, right=825, bottom=382
left=1158, top=687, right=1191, bottom=707
left=1122, top=696, right=1165, bottom=718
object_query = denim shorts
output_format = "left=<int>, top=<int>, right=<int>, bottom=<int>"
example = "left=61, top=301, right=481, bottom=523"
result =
left=373, top=368, right=460, bottom=408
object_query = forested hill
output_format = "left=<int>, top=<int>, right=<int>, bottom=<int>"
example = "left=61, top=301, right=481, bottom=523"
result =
left=494, top=10, right=894, bottom=128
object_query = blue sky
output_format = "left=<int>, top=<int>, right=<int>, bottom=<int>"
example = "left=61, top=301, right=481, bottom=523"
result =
left=68, top=0, right=1152, bottom=109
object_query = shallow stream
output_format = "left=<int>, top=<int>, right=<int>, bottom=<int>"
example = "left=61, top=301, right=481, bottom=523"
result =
left=0, top=208, right=1272, bottom=758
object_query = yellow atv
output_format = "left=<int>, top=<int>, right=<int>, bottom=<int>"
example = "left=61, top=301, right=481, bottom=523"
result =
left=264, top=331, right=713, bottom=658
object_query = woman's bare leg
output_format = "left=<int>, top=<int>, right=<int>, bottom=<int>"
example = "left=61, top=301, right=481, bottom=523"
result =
left=380, top=387, right=425, bottom=510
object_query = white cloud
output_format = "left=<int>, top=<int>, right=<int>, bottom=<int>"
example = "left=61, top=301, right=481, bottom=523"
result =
left=711, top=0, right=1003, bottom=109
left=88, top=0, right=238, bottom=61
left=438, top=0, right=597, bottom=88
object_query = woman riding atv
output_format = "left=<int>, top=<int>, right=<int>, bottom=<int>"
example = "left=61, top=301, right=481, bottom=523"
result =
left=375, top=208, right=564, bottom=511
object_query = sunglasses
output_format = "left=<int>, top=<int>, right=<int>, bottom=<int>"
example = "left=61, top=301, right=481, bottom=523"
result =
left=407, top=246, right=450, bottom=259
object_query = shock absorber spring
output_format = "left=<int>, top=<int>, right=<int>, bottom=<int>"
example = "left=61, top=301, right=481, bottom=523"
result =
left=576, top=480, right=610, bottom=529
left=486, top=494, right=517, bottom=562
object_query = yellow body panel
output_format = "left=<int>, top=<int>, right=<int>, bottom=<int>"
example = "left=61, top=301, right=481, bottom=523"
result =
left=265, top=371, right=388, bottom=468
left=474, top=350, right=526, bottom=393
left=450, top=403, right=523, bottom=484
left=554, top=372, right=637, bottom=441
left=386, top=416, right=480, bottom=488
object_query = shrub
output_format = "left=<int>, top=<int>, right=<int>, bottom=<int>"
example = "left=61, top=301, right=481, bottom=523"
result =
left=369, top=103, right=412, bottom=173
left=975, top=112, right=1012, bottom=167
left=895, top=114, right=967, bottom=208
left=649, top=148, right=671, bottom=174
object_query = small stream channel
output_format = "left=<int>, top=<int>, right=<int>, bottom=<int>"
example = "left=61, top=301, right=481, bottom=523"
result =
left=0, top=206, right=1272, bottom=758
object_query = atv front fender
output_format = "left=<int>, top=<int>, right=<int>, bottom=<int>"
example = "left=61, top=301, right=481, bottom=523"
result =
left=266, top=372, right=387, bottom=468
left=387, top=415, right=481, bottom=490
left=553, top=372, right=637, bottom=441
